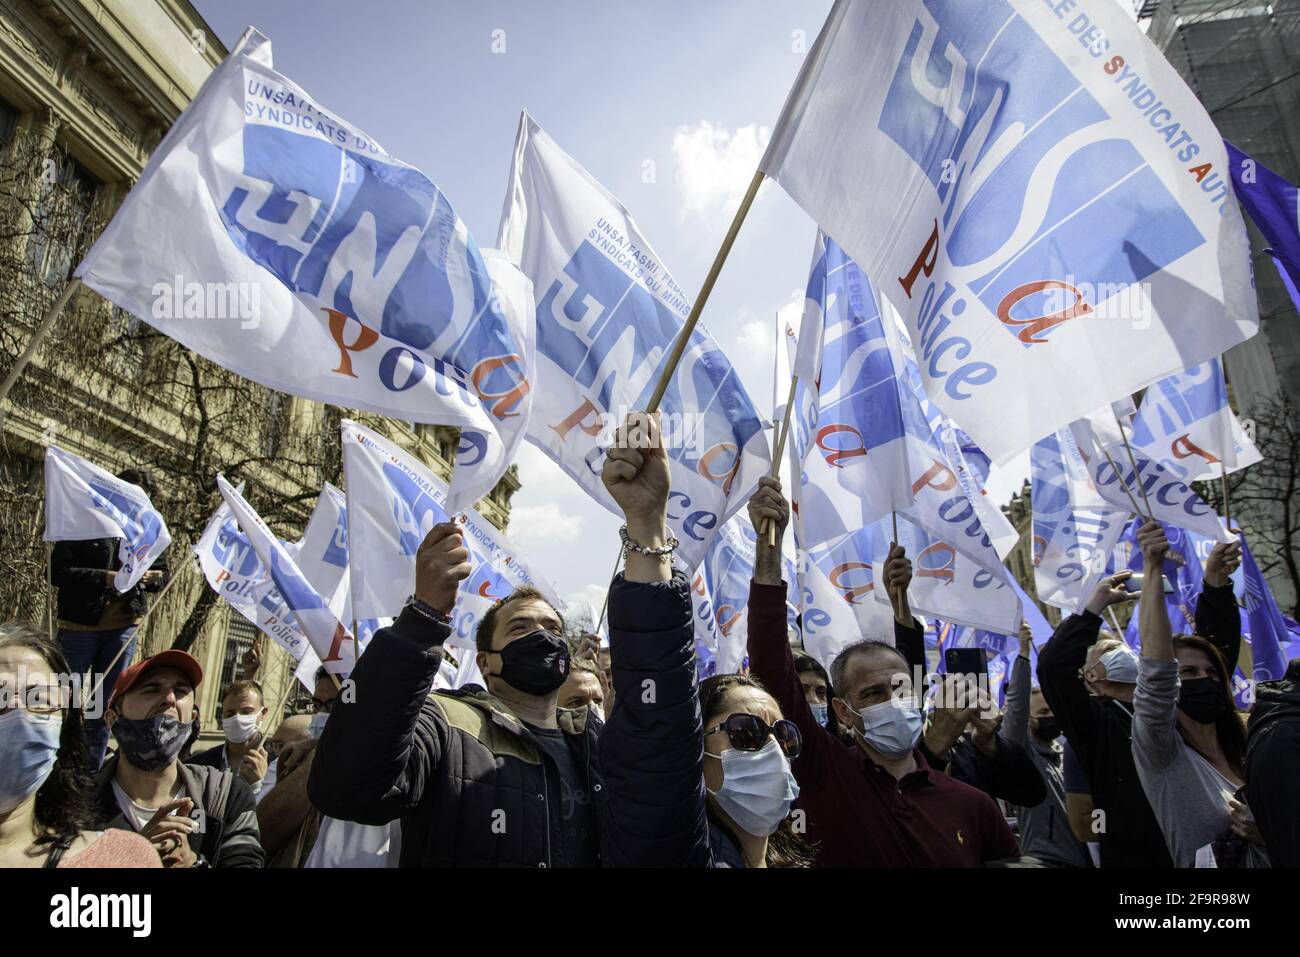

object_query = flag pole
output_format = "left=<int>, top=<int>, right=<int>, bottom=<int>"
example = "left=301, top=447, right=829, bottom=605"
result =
left=1098, top=446, right=1146, bottom=520
left=1106, top=606, right=1125, bottom=638
left=0, top=277, right=82, bottom=409
left=764, top=374, right=798, bottom=547
left=1114, top=414, right=1156, bottom=520
left=595, top=544, right=624, bottom=634
left=45, top=542, right=54, bottom=642
left=891, top=510, right=899, bottom=544
left=646, top=171, right=765, bottom=414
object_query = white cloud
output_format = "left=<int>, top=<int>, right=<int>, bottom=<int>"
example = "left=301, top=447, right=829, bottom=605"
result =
left=564, top=583, right=609, bottom=621
left=508, top=502, right=583, bottom=547
left=735, top=316, right=777, bottom=357
left=672, top=120, right=771, bottom=223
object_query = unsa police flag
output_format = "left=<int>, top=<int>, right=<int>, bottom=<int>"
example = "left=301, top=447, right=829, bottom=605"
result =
left=73, top=28, right=535, bottom=514
left=760, top=0, right=1258, bottom=464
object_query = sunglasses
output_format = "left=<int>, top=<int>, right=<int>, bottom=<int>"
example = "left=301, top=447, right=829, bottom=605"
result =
left=704, top=713, right=801, bottom=759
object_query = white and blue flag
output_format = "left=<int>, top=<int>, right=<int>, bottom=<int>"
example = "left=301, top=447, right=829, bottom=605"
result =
left=1030, top=428, right=1131, bottom=613
left=498, top=113, right=769, bottom=570
left=75, top=29, right=535, bottom=513
left=1129, top=358, right=1260, bottom=483
left=44, top=446, right=171, bottom=593
left=341, top=419, right=562, bottom=652
left=217, top=474, right=357, bottom=676
left=761, top=0, right=1258, bottom=464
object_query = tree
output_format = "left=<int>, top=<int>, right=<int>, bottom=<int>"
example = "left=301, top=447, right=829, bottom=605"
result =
left=1199, top=393, right=1300, bottom=618
left=0, top=131, right=338, bottom=652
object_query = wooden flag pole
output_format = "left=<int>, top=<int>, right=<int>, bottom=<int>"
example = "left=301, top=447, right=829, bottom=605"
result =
left=646, top=170, right=765, bottom=414
left=1221, top=473, right=1233, bottom=533
left=1098, top=445, right=1146, bottom=520
left=1114, top=414, right=1156, bottom=520
left=0, top=278, right=82, bottom=408
left=764, top=374, right=799, bottom=547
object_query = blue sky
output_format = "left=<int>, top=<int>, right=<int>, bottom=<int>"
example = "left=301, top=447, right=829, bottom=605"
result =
left=193, top=0, right=1041, bottom=613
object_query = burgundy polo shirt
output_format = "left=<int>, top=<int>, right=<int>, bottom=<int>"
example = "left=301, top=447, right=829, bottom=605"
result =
left=747, top=581, right=1020, bottom=867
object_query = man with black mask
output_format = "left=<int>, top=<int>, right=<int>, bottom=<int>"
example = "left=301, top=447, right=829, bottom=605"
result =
left=94, top=650, right=264, bottom=867
left=309, top=522, right=606, bottom=867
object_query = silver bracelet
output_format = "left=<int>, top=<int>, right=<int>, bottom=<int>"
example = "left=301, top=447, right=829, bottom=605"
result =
left=619, top=525, right=679, bottom=559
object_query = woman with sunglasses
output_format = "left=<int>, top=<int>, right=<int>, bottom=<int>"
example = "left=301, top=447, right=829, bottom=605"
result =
left=0, top=622, right=159, bottom=868
left=598, top=412, right=808, bottom=867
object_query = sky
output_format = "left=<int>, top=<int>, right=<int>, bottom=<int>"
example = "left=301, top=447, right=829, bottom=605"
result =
left=191, top=0, right=1067, bottom=613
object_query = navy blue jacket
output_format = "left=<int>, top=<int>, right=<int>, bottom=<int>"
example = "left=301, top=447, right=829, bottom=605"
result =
left=599, top=570, right=746, bottom=867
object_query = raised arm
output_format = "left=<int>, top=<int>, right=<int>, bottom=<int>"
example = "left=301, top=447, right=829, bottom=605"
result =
left=1004, top=625, right=1033, bottom=749
left=308, top=522, right=468, bottom=825
left=597, top=412, right=713, bottom=867
left=1133, top=521, right=1181, bottom=772
left=1036, top=572, right=1133, bottom=767
left=746, top=477, right=835, bottom=769
left=1197, top=538, right=1243, bottom=671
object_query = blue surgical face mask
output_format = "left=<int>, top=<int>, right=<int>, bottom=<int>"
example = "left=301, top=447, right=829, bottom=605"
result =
left=809, top=703, right=829, bottom=727
left=307, top=712, right=329, bottom=740
left=705, top=738, right=800, bottom=837
left=0, top=709, right=63, bottom=814
left=851, top=697, right=924, bottom=758
left=1099, top=646, right=1139, bottom=685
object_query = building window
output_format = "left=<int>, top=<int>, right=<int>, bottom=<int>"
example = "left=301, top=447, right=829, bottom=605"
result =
left=0, top=98, right=17, bottom=147
left=27, top=153, right=98, bottom=288
left=219, top=614, right=258, bottom=713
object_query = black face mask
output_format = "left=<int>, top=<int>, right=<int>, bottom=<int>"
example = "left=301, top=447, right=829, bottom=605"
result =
left=490, top=630, right=570, bottom=696
left=1034, top=717, right=1061, bottom=742
left=111, top=713, right=190, bottom=771
left=1178, top=677, right=1229, bottom=724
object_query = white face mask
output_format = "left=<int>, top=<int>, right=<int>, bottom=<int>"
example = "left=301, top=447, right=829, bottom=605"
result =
left=850, top=697, right=924, bottom=758
left=705, top=738, right=800, bottom=837
left=222, top=712, right=261, bottom=744
left=1098, top=646, right=1139, bottom=684
left=809, top=703, right=829, bottom=727
left=588, top=703, right=606, bottom=723
left=307, top=712, right=329, bottom=740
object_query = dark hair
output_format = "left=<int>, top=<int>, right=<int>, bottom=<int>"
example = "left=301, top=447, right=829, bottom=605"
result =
left=0, top=622, right=101, bottom=847
left=699, top=674, right=814, bottom=868
left=474, top=586, right=556, bottom=652
left=1172, top=634, right=1246, bottom=778
left=794, top=652, right=843, bottom=737
left=220, top=678, right=264, bottom=708
left=829, top=639, right=909, bottom=696
left=117, top=468, right=156, bottom=499
left=314, top=666, right=329, bottom=686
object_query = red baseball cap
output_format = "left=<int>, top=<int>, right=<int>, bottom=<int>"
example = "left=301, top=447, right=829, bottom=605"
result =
left=108, top=650, right=204, bottom=712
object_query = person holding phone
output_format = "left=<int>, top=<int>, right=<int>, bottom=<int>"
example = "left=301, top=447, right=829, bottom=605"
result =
left=187, top=679, right=270, bottom=796
left=93, top=650, right=264, bottom=867
left=745, top=476, right=1020, bottom=866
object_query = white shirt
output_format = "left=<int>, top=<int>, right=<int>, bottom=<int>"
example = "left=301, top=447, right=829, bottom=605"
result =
left=110, top=779, right=182, bottom=832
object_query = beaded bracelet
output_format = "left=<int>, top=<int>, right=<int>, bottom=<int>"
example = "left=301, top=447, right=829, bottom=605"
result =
left=618, top=525, right=679, bottom=559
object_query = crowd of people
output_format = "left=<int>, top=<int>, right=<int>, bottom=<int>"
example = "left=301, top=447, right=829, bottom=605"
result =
left=2, top=413, right=1297, bottom=869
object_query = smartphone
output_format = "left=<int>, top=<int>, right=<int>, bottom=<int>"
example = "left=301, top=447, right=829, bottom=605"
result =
left=1123, top=572, right=1175, bottom=594
left=945, top=648, right=987, bottom=683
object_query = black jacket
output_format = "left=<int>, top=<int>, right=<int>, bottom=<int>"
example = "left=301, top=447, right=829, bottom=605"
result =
left=1245, top=662, right=1300, bottom=867
left=50, top=537, right=169, bottom=627
left=308, top=605, right=607, bottom=867
left=1036, top=582, right=1239, bottom=868
left=94, top=757, right=264, bottom=867
left=600, top=571, right=748, bottom=867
